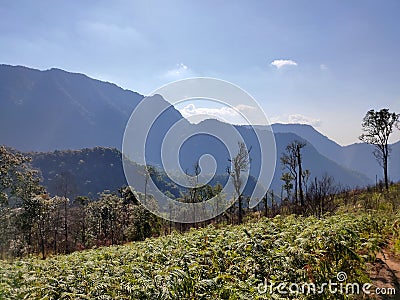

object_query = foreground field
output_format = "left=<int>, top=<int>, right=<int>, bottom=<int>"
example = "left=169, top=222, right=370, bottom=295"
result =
left=0, top=212, right=394, bottom=299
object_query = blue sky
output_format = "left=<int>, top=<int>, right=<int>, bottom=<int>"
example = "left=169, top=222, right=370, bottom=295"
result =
left=1, top=0, right=400, bottom=145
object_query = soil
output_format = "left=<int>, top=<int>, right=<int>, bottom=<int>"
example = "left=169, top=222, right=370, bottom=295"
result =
left=367, top=250, right=400, bottom=299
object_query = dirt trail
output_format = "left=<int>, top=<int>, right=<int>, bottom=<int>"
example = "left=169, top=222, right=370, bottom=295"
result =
left=368, top=250, right=400, bottom=299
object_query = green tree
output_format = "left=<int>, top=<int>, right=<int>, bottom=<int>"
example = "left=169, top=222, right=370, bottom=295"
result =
left=0, top=146, right=44, bottom=256
left=74, top=196, right=90, bottom=248
left=359, top=108, right=400, bottom=190
left=0, top=146, right=43, bottom=205
left=31, top=195, right=58, bottom=259
left=128, top=191, right=161, bottom=241
left=281, top=172, right=294, bottom=202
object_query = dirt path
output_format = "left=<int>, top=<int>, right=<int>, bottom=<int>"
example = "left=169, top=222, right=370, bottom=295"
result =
left=368, top=250, right=400, bottom=299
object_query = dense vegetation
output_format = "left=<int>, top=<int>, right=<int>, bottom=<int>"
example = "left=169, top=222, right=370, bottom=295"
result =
left=30, top=147, right=182, bottom=199
left=1, top=144, right=399, bottom=260
left=0, top=210, right=395, bottom=299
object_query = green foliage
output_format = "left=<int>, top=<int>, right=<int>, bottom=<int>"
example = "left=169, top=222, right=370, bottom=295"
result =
left=0, top=146, right=44, bottom=258
left=30, top=147, right=182, bottom=198
left=0, top=146, right=43, bottom=205
left=359, top=108, right=399, bottom=190
left=0, top=185, right=162, bottom=259
left=0, top=212, right=390, bottom=299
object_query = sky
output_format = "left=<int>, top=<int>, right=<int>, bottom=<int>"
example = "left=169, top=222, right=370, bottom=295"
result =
left=1, top=0, right=400, bottom=145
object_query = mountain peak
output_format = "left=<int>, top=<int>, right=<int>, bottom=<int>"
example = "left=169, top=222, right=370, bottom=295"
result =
left=0, top=65, right=159, bottom=151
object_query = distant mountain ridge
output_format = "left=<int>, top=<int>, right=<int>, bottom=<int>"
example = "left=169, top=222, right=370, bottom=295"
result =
left=29, top=146, right=369, bottom=199
left=272, top=123, right=400, bottom=182
left=0, top=64, right=397, bottom=194
left=0, top=64, right=182, bottom=151
left=271, top=123, right=345, bottom=163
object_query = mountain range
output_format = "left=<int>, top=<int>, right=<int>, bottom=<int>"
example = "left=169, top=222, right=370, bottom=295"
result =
left=1, top=64, right=399, bottom=197
left=271, top=123, right=400, bottom=182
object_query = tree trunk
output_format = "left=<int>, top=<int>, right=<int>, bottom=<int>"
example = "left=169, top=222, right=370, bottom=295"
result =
left=53, top=209, right=60, bottom=254
left=297, top=146, right=304, bottom=206
left=294, top=174, right=298, bottom=205
left=39, top=222, right=45, bottom=260
left=64, top=200, right=69, bottom=254
left=238, top=195, right=243, bottom=224
left=384, top=154, right=389, bottom=190
left=263, top=194, right=268, bottom=217
left=271, top=190, right=275, bottom=216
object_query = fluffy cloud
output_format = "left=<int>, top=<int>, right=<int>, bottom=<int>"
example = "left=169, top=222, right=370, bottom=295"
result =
left=271, top=114, right=322, bottom=127
left=179, top=103, right=256, bottom=124
left=180, top=104, right=238, bottom=118
left=270, top=59, right=298, bottom=69
left=235, top=104, right=256, bottom=113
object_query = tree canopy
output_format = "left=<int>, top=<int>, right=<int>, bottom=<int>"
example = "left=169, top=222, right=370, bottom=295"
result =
left=359, top=108, right=399, bottom=190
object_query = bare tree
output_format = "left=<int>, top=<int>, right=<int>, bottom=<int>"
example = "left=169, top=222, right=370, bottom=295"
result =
left=359, top=109, right=399, bottom=190
left=184, top=161, right=201, bottom=225
left=305, top=175, right=338, bottom=218
left=302, top=170, right=311, bottom=195
left=281, top=146, right=298, bottom=203
left=143, top=165, right=156, bottom=206
left=281, top=140, right=307, bottom=206
left=228, top=142, right=250, bottom=224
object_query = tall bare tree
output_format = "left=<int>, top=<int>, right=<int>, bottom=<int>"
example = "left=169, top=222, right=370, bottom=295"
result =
left=281, top=146, right=298, bottom=203
left=186, top=161, right=201, bottom=225
left=228, top=142, right=250, bottom=224
left=359, top=109, right=399, bottom=190
left=281, top=140, right=307, bottom=206
left=305, top=175, right=338, bottom=218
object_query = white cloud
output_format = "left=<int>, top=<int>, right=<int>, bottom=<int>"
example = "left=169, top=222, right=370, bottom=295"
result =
left=320, top=64, right=328, bottom=70
left=235, top=104, right=256, bottom=112
left=271, top=114, right=322, bottom=127
left=164, top=63, right=192, bottom=79
left=178, top=103, right=256, bottom=124
left=270, top=59, right=298, bottom=69
left=180, top=103, right=238, bottom=119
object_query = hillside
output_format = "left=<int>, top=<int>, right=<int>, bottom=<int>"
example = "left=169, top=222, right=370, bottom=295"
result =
left=0, top=212, right=390, bottom=299
left=30, top=147, right=182, bottom=199
left=29, top=140, right=371, bottom=199
left=0, top=64, right=182, bottom=152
